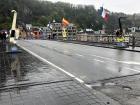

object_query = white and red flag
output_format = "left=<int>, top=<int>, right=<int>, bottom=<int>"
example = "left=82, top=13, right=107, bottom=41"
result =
left=101, top=7, right=110, bottom=22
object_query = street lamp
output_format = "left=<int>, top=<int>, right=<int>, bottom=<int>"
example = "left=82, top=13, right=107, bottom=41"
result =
left=118, top=17, right=127, bottom=35
left=11, top=10, right=17, bottom=30
left=115, top=17, right=128, bottom=48
left=10, top=10, right=17, bottom=43
left=7, top=10, right=21, bottom=53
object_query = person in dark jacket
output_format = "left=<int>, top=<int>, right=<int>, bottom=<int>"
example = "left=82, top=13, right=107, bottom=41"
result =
left=3, top=32, right=6, bottom=41
left=0, top=32, right=2, bottom=40
left=1, top=32, right=4, bottom=40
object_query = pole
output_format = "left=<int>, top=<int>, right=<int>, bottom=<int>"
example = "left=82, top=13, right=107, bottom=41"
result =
left=11, top=10, right=17, bottom=30
left=7, top=10, right=21, bottom=53
left=10, top=10, right=17, bottom=43
left=118, top=17, right=123, bottom=34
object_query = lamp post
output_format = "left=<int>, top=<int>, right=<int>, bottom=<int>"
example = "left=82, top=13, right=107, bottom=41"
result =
left=118, top=17, right=127, bottom=35
left=116, top=17, right=128, bottom=48
left=10, top=10, right=17, bottom=43
left=11, top=10, right=17, bottom=30
left=7, top=10, right=21, bottom=53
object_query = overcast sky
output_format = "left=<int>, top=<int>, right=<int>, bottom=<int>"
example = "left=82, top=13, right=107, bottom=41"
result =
left=46, top=0, right=140, bottom=14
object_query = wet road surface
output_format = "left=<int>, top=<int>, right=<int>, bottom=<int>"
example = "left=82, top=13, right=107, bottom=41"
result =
left=17, top=40, right=140, bottom=83
left=0, top=42, right=70, bottom=87
left=0, top=42, right=120, bottom=105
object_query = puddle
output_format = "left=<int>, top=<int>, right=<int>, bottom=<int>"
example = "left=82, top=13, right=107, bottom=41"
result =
left=92, top=82, right=116, bottom=87
left=122, top=86, right=132, bottom=91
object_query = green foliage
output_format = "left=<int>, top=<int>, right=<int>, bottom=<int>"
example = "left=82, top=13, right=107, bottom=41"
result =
left=0, top=0, right=140, bottom=33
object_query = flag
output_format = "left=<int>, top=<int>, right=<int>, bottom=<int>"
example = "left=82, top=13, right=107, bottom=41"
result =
left=62, top=18, right=70, bottom=27
left=100, top=7, right=109, bottom=22
left=47, top=22, right=52, bottom=30
left=102, top=9, right=109, bottom=21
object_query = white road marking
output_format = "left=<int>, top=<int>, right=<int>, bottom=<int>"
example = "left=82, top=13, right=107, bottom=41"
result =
left=125, top=67, right=140, bottom=73
left=17, top=42, right=140, bottom=89
left=75, top=54, right=84, bottom=57
left=85, top=84, right=93, bottom=88
left=63, top=50, right=70, bottom=54
left=91, top=54, right=140, bottom=65
left=26, top=40, right=140, bottom=65
left=91, top=54, right=122, bottom=62
left=123, top=61, right=140, bottom=65
left=17, top=44, right=89, bottom=87
left=94, top=59, right=104, bottom=63
left=64, top=50, right=69, bottom=53
left=92, top=55, right=140, bottom=73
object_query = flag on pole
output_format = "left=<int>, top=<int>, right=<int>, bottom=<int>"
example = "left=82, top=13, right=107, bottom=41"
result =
left=99, top=6, right=103, bottom=16
left=62, top=18, right=70, bottom=27
left=47, top=22, right=52, bottom=30
left=102, top=8, right=109, bottom=21
left=100, top=7, right=109, bottom=22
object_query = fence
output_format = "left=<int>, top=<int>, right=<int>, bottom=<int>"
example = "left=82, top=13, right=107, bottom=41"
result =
left=53, top=34, right=140, bottom=47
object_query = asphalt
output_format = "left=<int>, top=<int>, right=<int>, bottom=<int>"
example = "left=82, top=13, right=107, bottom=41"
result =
left=17, top=40, right=140, bottom=84
left=59, top=40, right=140, bottom=52
left=92, top=73, right=140, bottom=105
left=0, top=41, right=121, bottom=105
left=56, top=40, right=140, bottom=105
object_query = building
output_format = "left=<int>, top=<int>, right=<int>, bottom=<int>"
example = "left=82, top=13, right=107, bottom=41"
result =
left=50, top=22, right=62, bottom=39
left=26, top=24, right=32, bottom=30
left=128, top=27, right=140, bottom=36
left=128, top=27, right=140, bottom=33
left=66, top=24, right=77, bottom=39
left=47, top=22, right=77, bottom=40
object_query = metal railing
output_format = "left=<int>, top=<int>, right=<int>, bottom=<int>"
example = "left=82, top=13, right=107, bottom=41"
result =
left=51, top=34, right=140, bottom=47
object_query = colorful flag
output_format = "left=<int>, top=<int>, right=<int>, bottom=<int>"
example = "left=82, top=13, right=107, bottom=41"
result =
left=62, top=18, right=70, bottom=26
left=100, top=7, right=109, bottom=22
left=102, top=9, right=109, bottom=21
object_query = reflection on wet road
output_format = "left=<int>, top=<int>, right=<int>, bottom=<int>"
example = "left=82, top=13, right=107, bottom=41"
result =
left=17, top=40, right=140, bottom=83
left=1, top=42, right=108, bottom=105
left=11, top=54, right=21, bottom=81
left=0, top=43, right=69, bottom=88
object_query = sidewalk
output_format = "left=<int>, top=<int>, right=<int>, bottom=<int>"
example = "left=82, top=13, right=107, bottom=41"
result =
left=59, top=40, right=140, bottom=52
left=0, top=42, right=121, bottom=105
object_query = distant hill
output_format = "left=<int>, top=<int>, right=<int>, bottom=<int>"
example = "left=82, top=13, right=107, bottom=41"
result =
left=0, top=0, right=140, bottom=33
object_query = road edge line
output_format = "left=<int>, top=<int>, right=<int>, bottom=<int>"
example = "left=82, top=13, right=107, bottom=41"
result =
left=17, top=44, right=87, bottom=85
left=17, top=42, right=121, bottom=105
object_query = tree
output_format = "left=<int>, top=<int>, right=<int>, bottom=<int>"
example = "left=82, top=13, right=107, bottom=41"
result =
left=0, top=0, right=139, bottom=33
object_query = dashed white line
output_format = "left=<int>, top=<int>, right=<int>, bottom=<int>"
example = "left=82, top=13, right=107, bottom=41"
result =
left=75, top=54, right=84, bottom=57
left=125, top=67, right=140, bottom=73
left=91, top=54, right=140, bottom=65
left=123, top=61, right=140, bottom=65
left=91, top=54, right=121, bottom=62
left=17, top=43, right=140, bottom=89
left=17, top=44, right=87, bottom=87
left=94, top=59, right=104, bottom=63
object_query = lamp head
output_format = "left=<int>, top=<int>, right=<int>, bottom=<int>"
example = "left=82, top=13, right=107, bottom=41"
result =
left=11, top=10, right=17, bottom=13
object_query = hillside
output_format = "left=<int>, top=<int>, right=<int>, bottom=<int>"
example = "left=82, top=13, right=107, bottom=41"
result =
left=0, top=0, right=140, bottom=33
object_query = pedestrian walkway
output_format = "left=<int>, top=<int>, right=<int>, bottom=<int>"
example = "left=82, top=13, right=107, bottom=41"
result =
left=59, top=40, right=140, bottom=52
left=125, top=46, right=140, bottom=52
left=0, top=42, right=120, bottom=105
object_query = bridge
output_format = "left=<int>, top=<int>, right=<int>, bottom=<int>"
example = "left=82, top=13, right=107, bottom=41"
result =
left=17, top=40, right=140, bottom=83
left=1, top=39, right=140, bottom=105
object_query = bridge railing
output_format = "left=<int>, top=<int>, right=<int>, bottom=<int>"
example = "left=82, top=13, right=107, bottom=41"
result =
left=132, top=36, right=140, bottom=47
left=58, top=34, right=129, bottom=42
left=55, top=34, right=140, bottom=47
left=77, top=35, right=118, bottom=44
